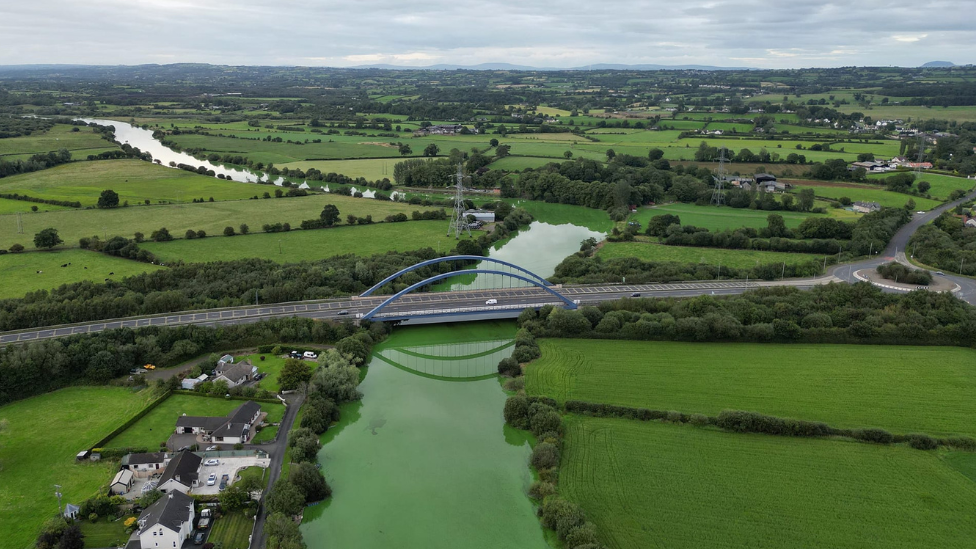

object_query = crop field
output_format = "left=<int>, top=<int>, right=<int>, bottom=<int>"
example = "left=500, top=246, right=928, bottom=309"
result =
left=0, top=249, right=163, bottom=300
left=0, top=193, right=434, bottom=250
left=0, top=160, right=262, bottom=206
left=596, top=241, right=823, bottom=269
left=0, top=124, right=119, bottom=159
left=560, top=416, right=976, bottom=549
left=104, top=394, right=285, bottom=449
left=0, top=197, right=72, bottom=214
left=140, top=220, right=455, bottom=263
left=527, top=339, right=976, bottom=437
left=0, top=387, right=152, bottom=549
left=628, top=203, right=819, bottom=231
left=278, top=158, right=399, bottom=181
left=792, top=183, right=942, bottom=209
left=866, top=172, right=975, bottom=201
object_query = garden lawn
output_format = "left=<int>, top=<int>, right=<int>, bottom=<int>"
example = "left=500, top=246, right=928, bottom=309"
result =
left=104, top=395, right=285, bottom=449
left=597, top=242, right=824, bottom=269
left=240, top=353, right=292, bottom=394
left=792, top=183, right=942, bottom=210
left=0, top=249, right=163, bottom=300
left=561, top=416, right=976, bottom=549
left=79, top=514, right=137, bottom=548
left=237, top=466, right=269, bottom=489
left=0, top=160, right=262, bottom=206
left=208, top=510, right=254, bottom=549
left=0, top=387, right=152, bottom=549
left=140, top=220, right=454, bottom=263
left=527, top=339, right=976, bottom=437
left=629, top=203, right=817, bottom=231
left=0, top=193, right=436, bottom=251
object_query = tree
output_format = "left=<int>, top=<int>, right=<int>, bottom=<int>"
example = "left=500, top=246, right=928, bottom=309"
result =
left=266, top=480, right=305, bottom=516
left=320, top=204, right=340, bottom=226
left=265, top=513, right=305, bottom=549
left=489, top=138, right=499, bottom=147
left=917, top=180, right=931, bottom=194
left=97, top=190, right=120, bottom=209
left=8, top=243, right=24, bottom=253
left=398, top=143, right=412, bottom=156
left=223, top=226, right=236, bottom=236
left=278, top=358, right=312, bottom=392
left=606, top=149, right=616, bottom=161
left=33, top=228, right=63, bottom=250
left=905, top=198, right=917, bottom=211
left=765, top=214, right=788, bottom=238
left=495, top=144, right=511, bottom=157
left=57, top=525, right=84, bottom=549
left=423, top=143, right=439, bottom=157
left=239, top=223, right=250, bottom=235
left=151, top=228, right=173, bottom=242
left=219, top=484, right=251, bottom=511
left=648, top=148, right=664, bottom=161
left=797, top=188, right=815, bottom=212
left=563, top=150, right=573, bottom=159
left=185, top=229, right=197, bottom=240
left=289, top=462, right=332, bottom=503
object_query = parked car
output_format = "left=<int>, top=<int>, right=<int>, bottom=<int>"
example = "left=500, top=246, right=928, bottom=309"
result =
left=303, top=351, right=318, bottom=360
left=218, top=480, right=227, bottom=491
left=197, top=518, right=210, bottom=530
left=207, top=473, right=217, bottom=486
left=204, top=459, right=219, bottom=466
left=178, top=445, right=190, bottom=452
left=206, top=445, right=218, bottom=451
left=193, top=532, right=205, bottom=545
left=144, top=364, right=156, bottom=370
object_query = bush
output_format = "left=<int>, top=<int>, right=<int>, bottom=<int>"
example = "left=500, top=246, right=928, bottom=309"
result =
left=565, top=523, right=600, bottom=548
left=497, top=357, right=521, bottom=377
left=223, top=226, right=236, bottom=237
left=528, top=481, right=557, bottom=500
left=503, top=395, right=530, bottom=429
left=689, top=413, right=710, bottom=426
left=852, top=428, right=894, bottom=444
left=503, top=377, right=525, bottom=392
left=541, top=498, right=588, bottom=540
left=530, top=441, right=561, bottom=469
left=907, top=433, right=938, bottom=450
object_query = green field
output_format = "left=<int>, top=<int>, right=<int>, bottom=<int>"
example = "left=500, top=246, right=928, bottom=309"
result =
left=527, top=339, right=976, bottom=437
left=141, top=220, right=458, bottom=263
left=866, top=172, right=975, bottom=201
left=0, top=198, right=72, bottom=214
left=488, top=156, right=565, bottom=171
left=506, top=199, right=614, bottom=232
left=561, top=416, right=976, bottom=549
left=208, top=510, right=253, bottom=549
left=241, top=353, right=296, bottom=394
left=597, top=241, right=824, bottom=269
left=104, top=394, right=285, bottom=449
left=0, top=160, right=263, bottom=206
left=792, top=183, right=943, bottom=210
left=0, top=249, right=163, bottom=300
left=0, top=193, right=435, bottom=251
left=278, top=158, right=399, bottom=181
left=0, top=387, right=152, bottom=549
left=79, top=514, right=136, bottom=548
left=629, top=203, right=818, bottom=231
left=0, top=124, right=119, bottom=159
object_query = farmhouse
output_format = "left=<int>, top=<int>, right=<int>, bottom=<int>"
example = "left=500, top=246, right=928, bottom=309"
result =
left=413, top=124, right=468, bottom=136
left=121, top=452, right=169, bottom=478
left=156, top=451, right=201, bottom=494
left=110, top=469, right=134, bottom=495
left=136, top=491, right=195, bottom=549
left=212, top=360, right=257, bottom=388
left=853, top=201, right=882, bottom=213
left=174, top=401, right=262, bottom=444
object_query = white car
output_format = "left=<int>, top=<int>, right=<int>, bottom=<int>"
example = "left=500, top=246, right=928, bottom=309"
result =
left=303, top=351, right=318, bottom=360
left=206, top=445, right=218, bottom=451
left=204, top=459, right=219, bottom=466
left=485, top=299, right=498, bottom=305
left=206, top=473, right=217, bottom=486
left=916, top=211, right=925, bottom=214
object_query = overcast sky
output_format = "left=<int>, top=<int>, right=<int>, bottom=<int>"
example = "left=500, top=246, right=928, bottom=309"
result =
left=1, top=0, right=972, bottom=68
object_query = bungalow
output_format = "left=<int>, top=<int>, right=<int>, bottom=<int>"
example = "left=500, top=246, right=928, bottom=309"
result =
left=212, top=360, right=257, bottom=388
left=853, top=201, right=882, bottom=213
left=136, top=491, right=195, bottom=549
left=121, top=452, right=169, bottom=478
left=156, top=451, right=201, bottom=494
left=110, top=469, right=134, bottom=495
left=174, top=401, right=262, bottom=444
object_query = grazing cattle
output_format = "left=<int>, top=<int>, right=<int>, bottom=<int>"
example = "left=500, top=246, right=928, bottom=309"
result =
left=61, top=264, right=67, bottom=267
left=109, top=272, right=114, bottom=275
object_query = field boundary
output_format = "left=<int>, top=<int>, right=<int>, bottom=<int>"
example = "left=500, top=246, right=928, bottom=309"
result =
left=88, top=390, right=173, bottom=452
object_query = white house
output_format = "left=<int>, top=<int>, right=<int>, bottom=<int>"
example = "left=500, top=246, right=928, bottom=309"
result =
left=156, top=451, right=201, bottom=494
left=110, top=469, right=134, bottom=495
left=121, top=452, right=169, bottom=478
left=137, top=491, right=195, bottom=549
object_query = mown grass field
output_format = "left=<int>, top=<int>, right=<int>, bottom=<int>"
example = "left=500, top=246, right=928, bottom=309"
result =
left=141, top=220, right=456, bottom=263
left=0, top=193, right=435, bottom=250
left=0, top=387, right=152, bottom=549
left=0, top=160, right=262, bottom=206
left=208, top=510, right=254, bottom=549
left=0, top=249, right=163, bottom=300
left=597, top=241, right=824, bottom=269
left=527, top=339, right=976, bottom=437
left=240, top=353, right=298, bottom=394
left=0, top=124, right=119, bottom=159
left=105, top=395, right=285, bottom=449
left=629, top=203, right=818, bottom=231
left=561, top=416, right=976, bottom=549
left=866, top=172, right=975, bottom=201
left=79, top=514, right=136, bottom=548
left=793, top=183, right=943, bottom=210
left=278, top=158, right=399, bottom=181
left=0, top=198, right=72, bottom=214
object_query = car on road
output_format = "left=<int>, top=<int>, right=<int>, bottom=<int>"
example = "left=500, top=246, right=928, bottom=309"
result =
left=193, top=532, right=205, bottom=545
left=144, top=364, right=156, bottom=370
left=207, top=473, right=217, bottom=486
left=338, top=310, right=350, bottom=315
left=936, top=271, right=945, bottom=275
left=204, top=459, right=219, bottom=466
left=485, top=299, right=498, bottom=305
left=916, top=211, right=925, bottom=214
left=630, top=293, right=641, bottom=297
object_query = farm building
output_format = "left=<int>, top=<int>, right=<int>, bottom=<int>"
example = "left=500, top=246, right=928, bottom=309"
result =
left=853, top=201, right=882, bottom=213
left=136, top=491, right=196, bottom=549
left=174, top=401, right=262, bottom=444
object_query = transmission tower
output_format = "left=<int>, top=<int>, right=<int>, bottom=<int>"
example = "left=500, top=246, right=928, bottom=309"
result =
left=711, top=146, right=727, bottom=206
left=447, top=163, right=472, bottom=240
left=914, top=133, right=926, bottom=180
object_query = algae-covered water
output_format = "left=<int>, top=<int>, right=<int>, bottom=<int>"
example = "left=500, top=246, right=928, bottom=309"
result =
left=301, top=321, right=549, bottom=549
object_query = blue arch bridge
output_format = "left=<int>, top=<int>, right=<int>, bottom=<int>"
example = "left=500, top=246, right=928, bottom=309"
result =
left=355, top=255, right=578, bottom=323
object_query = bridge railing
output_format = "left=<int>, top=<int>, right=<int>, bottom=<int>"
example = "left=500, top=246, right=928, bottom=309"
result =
left=361, top=300, right=579, bottom=320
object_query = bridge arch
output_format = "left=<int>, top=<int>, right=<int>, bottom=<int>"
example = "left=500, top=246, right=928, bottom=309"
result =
left=361, top=269, right=576, bottom=321
left=360, top=255, right=551, bottom=296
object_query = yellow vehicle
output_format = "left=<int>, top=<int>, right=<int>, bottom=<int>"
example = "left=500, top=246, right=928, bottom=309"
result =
left=144, top=364, right=156, bottom=370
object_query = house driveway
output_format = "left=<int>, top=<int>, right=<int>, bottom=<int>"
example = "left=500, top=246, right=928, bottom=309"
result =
left=193, top=457, right=269, bottom=496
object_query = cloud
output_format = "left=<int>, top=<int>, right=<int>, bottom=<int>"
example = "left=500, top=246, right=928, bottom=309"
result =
left=0, top=0, right=972, bottom=67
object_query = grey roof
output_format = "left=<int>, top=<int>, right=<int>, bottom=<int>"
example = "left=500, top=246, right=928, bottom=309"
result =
left=122, top=452, right=168, bottom=466
left=212, top=422, right=249, bottom=439
left=138, top=490, right=194, bottom=534
left=216, top=361, right=254, bottom=383
left=228, top=401, right=261, bottom=424
left=158, top=451, right=201, bottom=488
left=176, top=415, right=228, bottom=431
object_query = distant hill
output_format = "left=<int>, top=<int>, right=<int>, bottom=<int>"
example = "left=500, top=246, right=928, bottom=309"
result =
left=921, top=61, right=955, bottom=67
left=350, top=62, right=753, bottom=71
